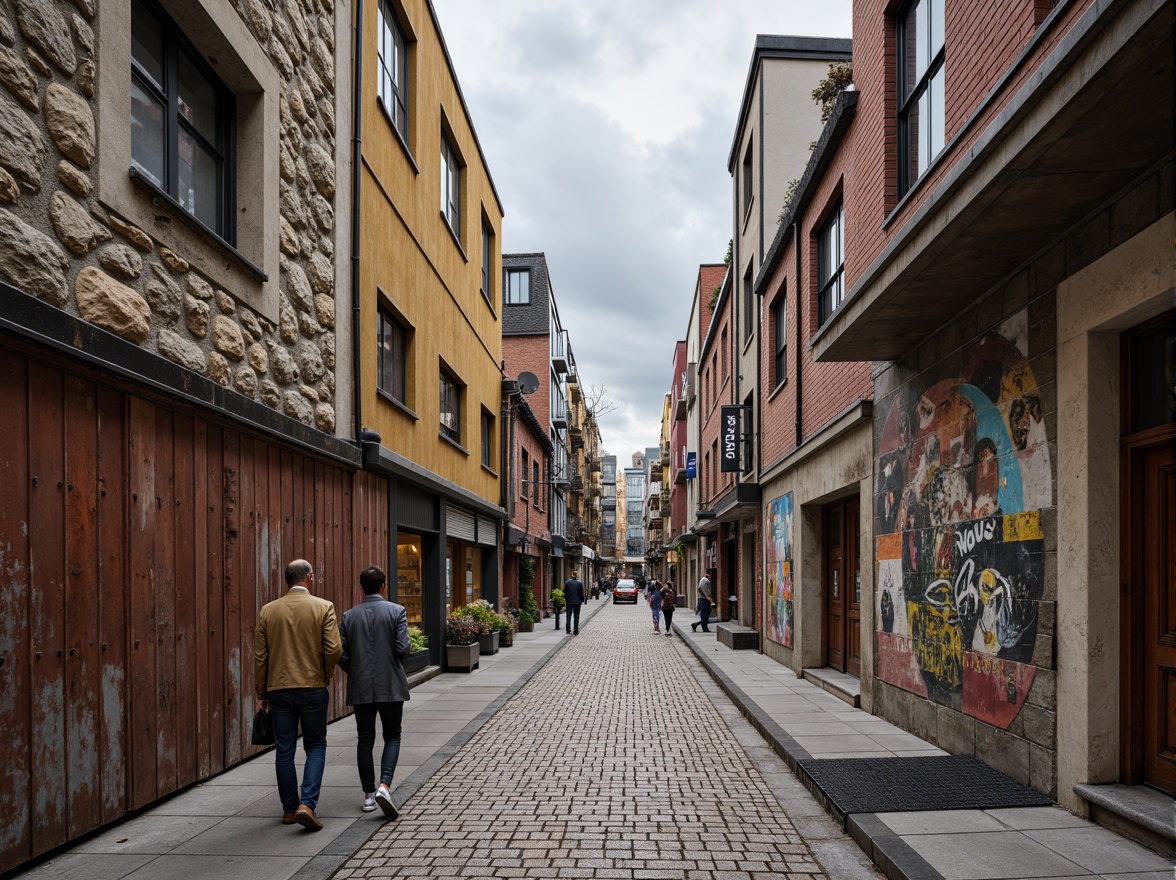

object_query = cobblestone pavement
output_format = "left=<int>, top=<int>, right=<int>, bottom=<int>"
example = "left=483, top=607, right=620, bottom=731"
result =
left=336, top=602, right=875, bottom=880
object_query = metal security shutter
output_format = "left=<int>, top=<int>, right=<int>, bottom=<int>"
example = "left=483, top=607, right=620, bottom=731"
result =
left=476, top=514, right=497, bottom=546
left=445, top=504, right=476, bottom=542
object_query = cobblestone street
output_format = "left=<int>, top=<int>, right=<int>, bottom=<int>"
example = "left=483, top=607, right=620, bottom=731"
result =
left=337, top=602, right=867, bottom=879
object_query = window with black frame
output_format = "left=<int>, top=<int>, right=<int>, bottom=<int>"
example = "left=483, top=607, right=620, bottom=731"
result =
left=521, top=450, right=529, bottom=499
left=897, top=0, right=945, bottom=196
left=440, top=132, right=460, bottom=236
left=481, top=220, right=493, bottom=300
left=505, top=269, right=530, bottom=305
left=377, top=308, right=407, bottom=404
left=439, top=369, right=460, bottom=442
left=817, top=200, right=845, bottom=326
left=377, top=0, right=408, bottom=140
left=743, top=267, right=754, bottom=342
left=480, top=409, right=493, bottom=468
left=131, top=0, right=235, bottom=241
left=773, top=295, right=787, bottom=387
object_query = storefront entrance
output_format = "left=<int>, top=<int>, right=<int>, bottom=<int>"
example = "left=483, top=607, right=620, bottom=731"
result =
left=823, top=496, right=861, bottom=676
left=1122, top=311, right=1175, bottom=795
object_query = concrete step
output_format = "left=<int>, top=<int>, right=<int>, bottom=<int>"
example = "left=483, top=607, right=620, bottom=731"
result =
left=1075, top=782, right=1176, bottom=858
left=716, top=623, right=759, bottom=650
left=802, top=666, right=861, bottom=707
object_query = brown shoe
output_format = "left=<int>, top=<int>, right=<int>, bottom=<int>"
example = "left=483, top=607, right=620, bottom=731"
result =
left=294, top=804, right=323, bottom=831
left=281, top=812, right=297, bottom=825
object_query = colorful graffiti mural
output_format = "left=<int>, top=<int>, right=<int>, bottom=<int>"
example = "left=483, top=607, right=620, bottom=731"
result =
left=766, top=492, right=794, bottom=647
left=875, top=313, right=1050, bottom=728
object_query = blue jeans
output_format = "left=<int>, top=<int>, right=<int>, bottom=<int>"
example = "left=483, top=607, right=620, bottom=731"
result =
left=354, top=701, right=403, bottom=792
left=268, top=687, right=329, bottom=812
left=698, top=599, right=712, bottom=631
left=565, top=603, right=581, bottom=634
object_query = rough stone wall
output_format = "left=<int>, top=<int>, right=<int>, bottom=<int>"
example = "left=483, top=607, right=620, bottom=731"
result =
left=0, top=0, right=339, bottom=435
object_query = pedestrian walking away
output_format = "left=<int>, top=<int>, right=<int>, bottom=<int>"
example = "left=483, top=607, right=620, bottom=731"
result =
left=648, top=580, right=662, bottom=633
left=564, top=568, right=586, bottom=635
left=660, top=581, right=677, bottom=636
left=254, top=559, right=342, bottom=832
left=339, top=565, right=410, bottom=820
left=691, top=569, right=715, bottom=632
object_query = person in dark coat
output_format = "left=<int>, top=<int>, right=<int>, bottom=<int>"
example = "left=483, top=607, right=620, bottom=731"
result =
left=339, top=566, right=410, bottom=819
left=564, top=568, right=586, bottom=635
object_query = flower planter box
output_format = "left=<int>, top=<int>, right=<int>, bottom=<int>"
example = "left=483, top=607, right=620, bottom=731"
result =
left=478, top=631, right=500, bottom=655
left=500, top=630, right=514, bottom=648
left=403, top=650, right=430, bottom=676
left=446, top=642, right=479, bottom=672
left=518, top=620, right=534, bottom=633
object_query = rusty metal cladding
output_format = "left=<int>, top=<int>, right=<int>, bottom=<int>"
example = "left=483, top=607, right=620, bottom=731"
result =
left=0, top=351, right=31, bottom=873
left=0, top=341, right=388, bottom=870
left=63, top=376, right=101, bottom=840
left=28, top=361, right=67, bottom=855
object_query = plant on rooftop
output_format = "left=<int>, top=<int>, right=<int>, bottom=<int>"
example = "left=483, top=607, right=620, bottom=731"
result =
left=813, top=61, right=853, bottom=122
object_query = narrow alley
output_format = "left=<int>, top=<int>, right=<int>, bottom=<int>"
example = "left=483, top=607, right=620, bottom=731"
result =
left=338, top=600, right=870, bottom=880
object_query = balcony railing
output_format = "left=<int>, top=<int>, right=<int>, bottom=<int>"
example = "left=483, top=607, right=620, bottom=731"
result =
left=551, top=329, right=569, bottom=374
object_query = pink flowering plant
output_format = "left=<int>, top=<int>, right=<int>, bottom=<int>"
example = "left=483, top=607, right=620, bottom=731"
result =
left=444, top=615, right=480, bottom=646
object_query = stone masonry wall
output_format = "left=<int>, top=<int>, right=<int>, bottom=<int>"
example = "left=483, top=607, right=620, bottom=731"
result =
left=0, top=0, right=340, bottom=434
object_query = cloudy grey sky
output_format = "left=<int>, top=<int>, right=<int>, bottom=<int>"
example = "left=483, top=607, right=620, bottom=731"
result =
left=432, top=0, right=852, bottom=459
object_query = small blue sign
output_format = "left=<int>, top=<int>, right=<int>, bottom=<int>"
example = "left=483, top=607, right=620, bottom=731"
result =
left=686, top=452, right=697, bottom=479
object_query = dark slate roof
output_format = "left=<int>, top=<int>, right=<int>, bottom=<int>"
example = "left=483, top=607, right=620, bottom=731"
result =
left=502, top=252, right=552, bottom=336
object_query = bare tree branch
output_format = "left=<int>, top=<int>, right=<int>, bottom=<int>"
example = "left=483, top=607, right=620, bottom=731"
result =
left=584, top=383, right=617, bottom=417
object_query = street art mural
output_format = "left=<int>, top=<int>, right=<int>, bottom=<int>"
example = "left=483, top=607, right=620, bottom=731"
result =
left=875, top=312, right=1050, bottom=729
left=766, top=492, right=794, bottom=647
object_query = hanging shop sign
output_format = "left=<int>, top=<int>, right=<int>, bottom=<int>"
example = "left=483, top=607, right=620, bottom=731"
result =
left=720, top=406, right=741, bottom=472
left=686, top=452, right=697, bottom=479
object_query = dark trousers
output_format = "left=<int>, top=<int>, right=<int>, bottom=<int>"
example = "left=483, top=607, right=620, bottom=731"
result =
left=269, top=687, right=329, bottom=812
left=662, top=607, right=675, bottom=631
left=565, top=602, right=581, bottom=634
left=354, top=701, right=404, bottom=792
left=697, top=599, right=712, bottom=631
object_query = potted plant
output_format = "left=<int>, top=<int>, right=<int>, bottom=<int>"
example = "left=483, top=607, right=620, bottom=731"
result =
left=497, top=612, right=514, bottom=648
left=517, top=608, right=535, bottom=633
left=403, top=625, right=430, bottom=676
left=550, top=588, right=565, bottom=629
left=453, top=601, right=504, bottom=655
left=445, top=616, right=480, bottom=672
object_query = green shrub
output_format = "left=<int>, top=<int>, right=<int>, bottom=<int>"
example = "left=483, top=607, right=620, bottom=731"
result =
left=551, top=588, right=565, bottom=609
left=408, top=625, right=428, bottom=653
left=518, top=609, right=534, bottom=628
left=451, top=599, right=507, bottom=635
left=519, top=557, right=538, bottom=617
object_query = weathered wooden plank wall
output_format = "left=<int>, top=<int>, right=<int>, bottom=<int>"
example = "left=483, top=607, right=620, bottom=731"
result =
left=0, top=344, right=388, bottom=872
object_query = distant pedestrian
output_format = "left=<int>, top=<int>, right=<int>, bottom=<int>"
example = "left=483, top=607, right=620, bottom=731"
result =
left=255, top=559, right=342, bottom=832
left=339, top=566, right=410, bottom=819
left=564, top=569, right=586, bottom=635
left=648, top=581, right=663, bottom=633
left=660, top=581, right=677, bottom=637
left=691, top=571, right=715, bottom=633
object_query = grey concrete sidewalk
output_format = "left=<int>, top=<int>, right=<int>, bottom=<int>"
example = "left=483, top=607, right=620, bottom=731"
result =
left=14, top=599, right=608, bottom=880
left=675, top=627, right=1175, bottom=880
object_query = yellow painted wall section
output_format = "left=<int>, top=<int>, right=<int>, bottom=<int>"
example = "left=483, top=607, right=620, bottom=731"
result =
left=357, top=0, right=504, bottom=504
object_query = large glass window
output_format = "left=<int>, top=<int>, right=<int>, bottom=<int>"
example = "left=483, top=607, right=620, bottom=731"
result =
left=131, top=0, right=234, bottom=240
left=898, top=0, right=946, bottom=195
left=440, top=369, right=460, bottom=442
left=377, top=0, right=408, bottom=140
left=377, top=308, right=407, bottom=403
left=773, top=295, right=787, bottom=387
left=817, top=200, right=845, bottom=326
left=440, top=132, right=460, bottom=235
left=396, top=534, right=423, bottom=625
left=506, top=269, right=530, bottom=305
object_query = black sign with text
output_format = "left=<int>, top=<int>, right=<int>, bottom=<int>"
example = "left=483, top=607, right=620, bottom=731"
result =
left=720, top=405, right=741, bottom=472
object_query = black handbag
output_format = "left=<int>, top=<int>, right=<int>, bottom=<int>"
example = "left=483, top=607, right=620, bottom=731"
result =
left=251, top=708, right=274, bottom=746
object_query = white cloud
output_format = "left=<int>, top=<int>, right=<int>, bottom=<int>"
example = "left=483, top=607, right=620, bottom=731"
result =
left=433, top=0, right=852, bottom=457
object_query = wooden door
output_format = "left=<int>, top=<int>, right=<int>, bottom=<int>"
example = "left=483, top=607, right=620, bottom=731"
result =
left=847, top=499, right=862, bottom=678
left=1139, top=440, right=1176, bottom=793
left=824, top=497, right=861, bottom=675
left=824, top=503, right=846, bottom=671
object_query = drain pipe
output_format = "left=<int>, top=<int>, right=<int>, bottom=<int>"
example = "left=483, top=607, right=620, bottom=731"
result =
left=793, top=220, right=802, bottom=449
left=350, top=0, right=365, bottom=446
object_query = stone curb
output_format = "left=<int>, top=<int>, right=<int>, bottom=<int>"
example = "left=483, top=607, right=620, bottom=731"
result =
left=289, top=602, right=604, bottom=880
left=677, top=633, right=944, bottom=880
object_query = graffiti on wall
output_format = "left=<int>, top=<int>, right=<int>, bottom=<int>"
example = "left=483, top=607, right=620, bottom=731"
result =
left=766, top=492, right=794, bottom=647
left=875, top=313, right=1050, bottom=729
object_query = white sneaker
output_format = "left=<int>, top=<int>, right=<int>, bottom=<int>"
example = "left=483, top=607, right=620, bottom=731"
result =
left=362, top=793, right=377, bottom=812
left=375, top=784, right=399, bottom=820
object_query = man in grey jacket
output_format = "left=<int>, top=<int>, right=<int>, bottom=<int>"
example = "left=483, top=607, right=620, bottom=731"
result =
left=339, top=566, right=410, bottom=819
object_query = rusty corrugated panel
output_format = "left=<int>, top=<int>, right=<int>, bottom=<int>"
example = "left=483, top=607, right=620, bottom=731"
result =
left=0, top=350, right=31, bottom=873
left=30, top=361, right=68, bottom=855
left=63, top=376, right=101, bottom=840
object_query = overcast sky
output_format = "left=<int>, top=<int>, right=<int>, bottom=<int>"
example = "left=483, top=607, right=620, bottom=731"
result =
left=432, top=0, right=853, bottom=459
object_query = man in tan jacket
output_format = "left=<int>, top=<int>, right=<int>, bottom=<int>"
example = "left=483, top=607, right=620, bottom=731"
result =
left=255, top=559, right=342, bottom=831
